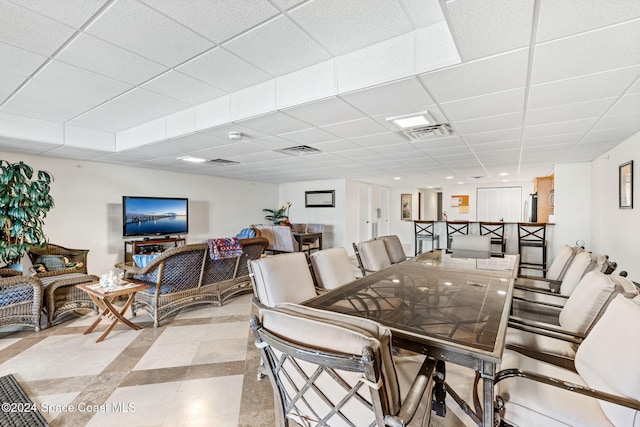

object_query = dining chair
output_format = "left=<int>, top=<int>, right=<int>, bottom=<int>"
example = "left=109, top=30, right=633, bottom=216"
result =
left=445, top=221, right=469, bottom=251
left=303, top=223, right=323, bottom=254
left=413, top=220, right=439, bottom=255
left=353, top=239, right=392, bottom=276
left=251, top=303, right=436, bottom=427
left=517, top=244, right=584, bottom=282
left=378, top=234, right=407, bottom=263
left=309, top=247, right=357, bottom=290
left=506, top=271, right=638, bottom=369
left=494, top=295, right=640, bottom=427
left=478, top=221, right=506, bottom=255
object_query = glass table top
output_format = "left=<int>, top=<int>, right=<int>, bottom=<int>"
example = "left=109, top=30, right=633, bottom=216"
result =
left=306, top=251, right=518, bottom=359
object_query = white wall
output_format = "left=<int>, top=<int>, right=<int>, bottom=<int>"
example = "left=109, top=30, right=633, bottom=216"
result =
left=553, top=163, right=592, bottom=258
left=590, top=131, right=640, bottom=280
left=278, top=179, right=347, bottom=249
left=420, top=189, right=438, bottom=220
left=0, top=151, right=278, bottom=275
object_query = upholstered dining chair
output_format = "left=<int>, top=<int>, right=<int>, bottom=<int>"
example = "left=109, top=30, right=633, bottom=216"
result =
left=517, top=244, right=584, bottom=282
left=303, top=223, right=324, bottom=254
left=251, top=303, right=436, bottom=427
left=506, top=271, right=638, bottom=369
left=353, top=239, right=392, bottom=276
left=494, top=295, right=640, bottom=427
left=445, top=220, right=469, bottom=251
left=378, top=234, right=407, bottom=264
left=478, top=221, right=506, bottom=255
left=309, top=247, right=357, bottom=290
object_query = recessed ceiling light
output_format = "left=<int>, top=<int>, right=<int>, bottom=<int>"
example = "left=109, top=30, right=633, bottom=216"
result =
left=427, top=186, right=433, bottom=189
left=502, top=179, right=510, bottom=182
left=457, top=181, right=464, bottom=184
left=445, top=176, right=453, bottom=180
left=393, top=176, right=401, bottom=180
left=386, top=111, right=436, bottom=129
left=499, top=172, right=508, bottom=176
left=177, top=156, right=207, bottom=163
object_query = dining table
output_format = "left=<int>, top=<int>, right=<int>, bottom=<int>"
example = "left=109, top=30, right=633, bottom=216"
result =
left=292, top=231, right=323, bottom=252
left=304, top=249, right=519, bottom=427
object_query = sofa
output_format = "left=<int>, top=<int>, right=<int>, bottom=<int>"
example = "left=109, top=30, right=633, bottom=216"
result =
left=27, top=243, right=99, bottom=326
left=116, top=237, right=268, bottom=327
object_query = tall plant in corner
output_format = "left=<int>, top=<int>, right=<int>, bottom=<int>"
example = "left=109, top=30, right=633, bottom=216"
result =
left=0, top=160, right=54, bottom=265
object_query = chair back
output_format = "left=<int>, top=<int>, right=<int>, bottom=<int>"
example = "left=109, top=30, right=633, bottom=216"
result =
left=517, top=223, right=546, bottom=246
left=378, top=235, right=406, bottom=263
left=450, top=235, right=491, bottom=252
left=290, top=223, right=306, bottom=233
left=574, top=295, right=640, bottom=426
left=479, top=222, right=506, bottom=253
left=249, top=252, right=316, bottom=307
left=559, top=252, right=601, bottom=295
left=309, top=247, right=357, bottom=290
left=545, top=245, right=582, bottom=281
left=306, top=223, right=324, bottom=233
left=446, top=221, right=469, bottom=249
left=272, top=226, right=299, bottom=253
left=234, top=237, right=269, bottom=278
left=414, top=220, right=439, bottom=255
left=251, top=304, right=401, bottom=425
left=252, top=225, right=276, bottom=251
left=353, top=240, right=392, bottom=276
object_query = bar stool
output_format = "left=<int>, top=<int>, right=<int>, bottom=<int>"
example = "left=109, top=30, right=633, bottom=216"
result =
left=479, top=222, right=506, bottom=256
left=414, top=220, right=439, bottom=255
left=517, top=222, right=547, bottom=275
left=446, top=221, right=469, bottom=251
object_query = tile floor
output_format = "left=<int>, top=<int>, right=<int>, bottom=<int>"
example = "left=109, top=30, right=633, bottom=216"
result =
left=0, top=293, right=476, bottom=426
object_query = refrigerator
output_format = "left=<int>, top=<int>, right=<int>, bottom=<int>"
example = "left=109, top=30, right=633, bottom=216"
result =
left=524, top=193, right=538, bottom=222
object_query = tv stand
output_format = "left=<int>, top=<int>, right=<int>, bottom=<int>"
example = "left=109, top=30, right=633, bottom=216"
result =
left=124, top=237, right=186, bottom=263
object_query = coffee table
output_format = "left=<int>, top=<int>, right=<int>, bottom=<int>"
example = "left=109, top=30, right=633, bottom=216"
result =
left=76, top=280, right=150, bottom=343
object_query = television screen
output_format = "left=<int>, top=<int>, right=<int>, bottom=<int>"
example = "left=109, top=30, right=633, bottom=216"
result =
left=123, top=196, right=188, bottom=238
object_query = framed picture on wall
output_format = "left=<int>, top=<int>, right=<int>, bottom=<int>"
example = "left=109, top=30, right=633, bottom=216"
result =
left=619, top=160, right=633, bottom=209
left=305, top=190, right=335, bottom=207
left=401, top=194, right=412, bottom=220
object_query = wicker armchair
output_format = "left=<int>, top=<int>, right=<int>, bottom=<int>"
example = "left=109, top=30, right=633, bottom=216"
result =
left=117, top=237, right=268, bottom=327
left=27, top=243, right=98, bottom=326
left=0, top=275, right=43, bottom=331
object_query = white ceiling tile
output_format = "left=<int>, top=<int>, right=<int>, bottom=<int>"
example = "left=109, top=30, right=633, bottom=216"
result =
left=440, top=88, right=525, bottom=122
left=469, top=141, right=520, bottom=152
left=279, top=127, right=338, bottom=144
left=444, top=0, right=534, bottom=61
left=247, top=136, right=297, bottom=150
left=341, top=77, right=435, bottom=117
left=275, top=60, right=336, bottom=109
left=85, top=0, right=214, bottom=66
left=57, top=34, right=168, bottom=85
left=12, top=0, right=108, bottom=28
left=414, top=21, right=461, bottom=74
left=463, top=127, right=522, bottom=145
left=523, top=132, right=584, bottom=147
left=537, top=0, right=640, bottom=42
left=194, top=96, right=231, bottom=131
left=523, top=117, right=597, bottom=139
left=67, top=101, right=163, bottom=132
left=532, top=20, right=640, bottom=84
left=0, top=70, right=26, bottom=99
left=0, top=0, right=76, bottom=56
left=224, top=16, right=331, bottom=76
left=349, top=132, right=407, bottom=148
left=34, top=60, right=131, bottom=100
left=140, top=0, right=278, bottom=43
left=230, top=80, right=276, bottom=121
left=142, top=71, right=227, bottom=105
left=178, top=48, right=271, bottom=92
left=283, top=97, right=365, bottom=127
left=321, top=117, right=388, bottom=139
left=236, top=111, right=310, bottom=135
left=608, top=93, right=640, bottom=116
left=12, top=79, right=103, bottom=111
left=289, top=0, right=413, bottom=55
left=0, top=42, right=47, bottom=76
left=420, top=49, right=528, bottom=102
left=45, top=146, right=107, bottom=160
left=2, top=94, right=88, bottom=122
left=526, top=98, right=617, bottom=126
left=114, top=88, right=190, bottom=116
left=336, top=32, right=415, bottom=93
left=592, top=113, right=640, bottom=131
left=201, top=123, right=269, bottom=141
left=309, top=139, right=361, bottom=152
left=528, top=66, right=640, bottom=109
left=399, top=0, right=445, bottom=28
left=454, top=112, right=523, bottom=135
left=410, top=135, right=467, bottom=151
left=0, top=136, right=62, bottom=154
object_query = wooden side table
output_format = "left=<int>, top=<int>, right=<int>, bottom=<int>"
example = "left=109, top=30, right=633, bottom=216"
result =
left=76, top=281, right=150, bottom=343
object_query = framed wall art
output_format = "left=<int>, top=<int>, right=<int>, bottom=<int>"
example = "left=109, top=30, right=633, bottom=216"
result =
left=619, top=160, right=633, bottom=209
left=401, top=193, right=412, bottom=220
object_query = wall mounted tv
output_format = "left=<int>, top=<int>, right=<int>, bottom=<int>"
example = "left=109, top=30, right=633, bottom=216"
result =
left=123, top=196, right=188, bottom=238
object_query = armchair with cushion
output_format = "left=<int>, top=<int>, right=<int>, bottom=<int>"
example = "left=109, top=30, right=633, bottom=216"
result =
left=27, top=243, right=99, bottom=326
left=0, top=275, right=43, bottom=331
left=251, top=303, right=436, bottom=426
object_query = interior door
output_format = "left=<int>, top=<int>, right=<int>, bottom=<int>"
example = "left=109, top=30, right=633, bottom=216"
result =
left=358, top=184, right=372, bottom=242
left=378, top=187, right=390, bottom=237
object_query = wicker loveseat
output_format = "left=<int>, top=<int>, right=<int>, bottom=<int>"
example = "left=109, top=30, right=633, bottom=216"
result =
left=116, top=237, right=268, bottom=327
left=28, top=244, right=99, bottom=326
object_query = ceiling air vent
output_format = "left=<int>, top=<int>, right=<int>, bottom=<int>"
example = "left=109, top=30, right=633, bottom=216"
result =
left=402, top=123, right=454, bottom=140
left=205, top=158, right=240, bottom=166
left=276, top=145, right=322, bottom=157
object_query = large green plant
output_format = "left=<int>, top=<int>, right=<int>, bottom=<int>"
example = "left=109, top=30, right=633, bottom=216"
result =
left=0, top=160, right=54, bottom=264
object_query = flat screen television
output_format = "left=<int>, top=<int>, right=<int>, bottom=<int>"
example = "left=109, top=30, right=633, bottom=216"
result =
left=123, top=196, right=188, bottom=238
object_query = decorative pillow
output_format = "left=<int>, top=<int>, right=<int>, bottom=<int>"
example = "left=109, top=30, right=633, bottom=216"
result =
left=133, top=254, right=158, bottom=268
left=35, top=255, right=66, bottom=271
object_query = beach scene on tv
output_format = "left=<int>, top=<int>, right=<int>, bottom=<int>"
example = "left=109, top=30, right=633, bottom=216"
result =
left=124, top=198, right=188, bottom=237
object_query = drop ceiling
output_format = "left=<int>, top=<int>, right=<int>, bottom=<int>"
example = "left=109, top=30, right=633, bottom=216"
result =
left=0, top=0, right=639, bottom=188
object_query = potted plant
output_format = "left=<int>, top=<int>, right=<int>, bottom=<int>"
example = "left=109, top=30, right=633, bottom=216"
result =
left=263, top=202, right=291, bottom=226
left=0, top=160, right=54, bottom=267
